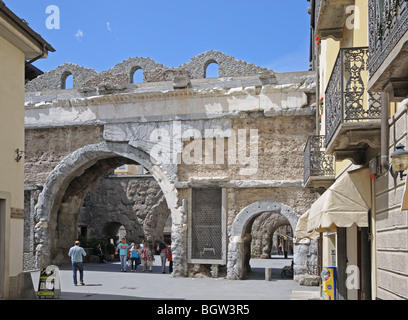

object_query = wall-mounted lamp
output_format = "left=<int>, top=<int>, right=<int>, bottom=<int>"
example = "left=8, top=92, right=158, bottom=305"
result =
left=391, top=144, right=408, bottom=180
left=15, top=148, right=24, bottom=162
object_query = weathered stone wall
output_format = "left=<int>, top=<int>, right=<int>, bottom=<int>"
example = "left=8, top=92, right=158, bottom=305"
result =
left=25, top=51, right=275, bottom=92
left=25, top=63, right=98, bottom=91
left=179, top=50, right=272, bottom=79
left=177, top=115, right=315, bottom=182
left=24, top=126, right=104, bottom=185
left=79, top=174, right=171, bottom=245
left=107, top=57, right=167, bottom=83
left=250, top=212, right=289, bottom=258
left=24, top=52, right=317, bottom=279
left=23, top=185, right=43, bottom=271
left=227, top=188, right=316, bottom=226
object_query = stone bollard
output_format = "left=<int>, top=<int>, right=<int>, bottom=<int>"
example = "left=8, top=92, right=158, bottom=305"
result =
left=265, top=268, right=272, bottom=281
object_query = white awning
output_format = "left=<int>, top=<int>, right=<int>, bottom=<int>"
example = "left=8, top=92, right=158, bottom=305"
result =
left=294, top=210, right=319, bottom=240
left=307, top=168, right=371, bottom=233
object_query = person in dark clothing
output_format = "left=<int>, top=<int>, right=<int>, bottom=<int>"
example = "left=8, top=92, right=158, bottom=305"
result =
left=157, top=241, right=168, bottom=273
left=94, top=243, right=106, bottom=263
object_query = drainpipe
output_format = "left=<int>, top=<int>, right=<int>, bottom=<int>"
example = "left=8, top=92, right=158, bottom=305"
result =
left=25, top=45, right=46, bottom=66
left=380, top=92, right=390, bottom=172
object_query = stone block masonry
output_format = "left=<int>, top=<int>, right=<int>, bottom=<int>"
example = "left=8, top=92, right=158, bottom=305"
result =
left=79, top=174, right=171, bottom=245
left=25, top=50, right=275, bottom=92
left=24, top=51, right=317, bottom=280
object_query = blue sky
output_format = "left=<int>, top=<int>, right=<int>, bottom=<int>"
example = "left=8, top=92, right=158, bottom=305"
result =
left=5, top=1, right=312, bottom=73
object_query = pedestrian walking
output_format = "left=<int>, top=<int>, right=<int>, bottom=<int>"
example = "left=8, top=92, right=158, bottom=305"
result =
left=167, top=245, right=173, bottom=273
left=140, top=244, right=148, bottom=272
left=68, top=240, right=87, bottom=286
left=129, top=243, right=140, bottom=271
left=94, top=243, right=106, bottom=263
left=140, top=239, right=146, bottom=250
left=278, top=243, right=283, bottom=256
left=147, top=248, right=155, bottom=272
left=157, top=240, right=168, bottom=273
left=115, top=238, right=130, bottom=272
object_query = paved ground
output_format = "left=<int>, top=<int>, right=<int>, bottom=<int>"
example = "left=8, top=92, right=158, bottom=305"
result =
left=30, top=255, right=320, bottom=301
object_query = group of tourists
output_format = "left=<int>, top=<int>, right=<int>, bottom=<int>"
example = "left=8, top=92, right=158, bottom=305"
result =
left=116, top=238, right=163, bottom=273
left=68, top=238, right=173, bottom=286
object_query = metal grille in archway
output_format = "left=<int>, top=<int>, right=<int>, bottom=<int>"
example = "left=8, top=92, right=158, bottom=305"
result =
left=191, top=188, right=222, bottom=260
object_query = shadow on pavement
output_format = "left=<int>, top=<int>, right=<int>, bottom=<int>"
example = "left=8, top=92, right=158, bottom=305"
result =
left=58, top=260, right=168, bottom=275
left=46, top=292, right=181, bottom=300
left=247, top=267, right=292, bottom=281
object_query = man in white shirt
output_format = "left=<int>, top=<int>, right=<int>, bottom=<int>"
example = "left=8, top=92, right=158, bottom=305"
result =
left=68, top=241, right=87, bottom=286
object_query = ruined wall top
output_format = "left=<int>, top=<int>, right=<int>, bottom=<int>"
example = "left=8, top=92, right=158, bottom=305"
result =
left=25, top=51, right=274, bottom=92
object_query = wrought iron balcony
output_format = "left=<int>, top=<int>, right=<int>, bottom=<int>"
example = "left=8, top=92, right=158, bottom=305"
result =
left=368, top=0, right=408, bottom=95
left=314, top=0, right=355, bottom=40
left=304, top=136, right=335, bottom=192
left=325, top=47, right=382, bottom=164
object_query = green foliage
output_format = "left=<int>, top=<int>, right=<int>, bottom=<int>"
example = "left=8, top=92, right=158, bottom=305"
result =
left=77, top=234, right=109, bottom=254
left=106, top=243, right=115, bottom=254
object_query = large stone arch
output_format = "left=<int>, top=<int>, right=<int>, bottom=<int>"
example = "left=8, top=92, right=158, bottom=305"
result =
left=227, top=200, right=299, bottom=280
left=34, top=141, right=186, bottom=275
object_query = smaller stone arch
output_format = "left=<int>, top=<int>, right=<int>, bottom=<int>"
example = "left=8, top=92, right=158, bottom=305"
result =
left=109, top=57, right=166, bottom=77
left=204, top=59, right=219, bottom=78
left=227, top=200, right=299, bottom=280
left=25, top=63, right=98, bottom=92
left=129, top=65, right=143, bottom=83
left=61, top=71, right=73, bottom=89
left=103, top=221, right=124, bottom=242
left=180, top=50, right=273, bottom=79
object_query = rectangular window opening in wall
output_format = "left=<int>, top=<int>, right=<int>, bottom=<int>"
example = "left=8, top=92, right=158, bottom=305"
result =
left=188, top=188, right=226, bottom=264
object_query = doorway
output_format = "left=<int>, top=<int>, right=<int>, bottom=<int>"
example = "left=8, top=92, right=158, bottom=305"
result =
left=0, top=194, right=10, bottom=299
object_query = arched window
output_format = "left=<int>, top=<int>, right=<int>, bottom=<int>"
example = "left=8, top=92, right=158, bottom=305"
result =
left=204, top=60, right=219, bottom=78
left=130, top=67, right=143, bottom=84
left=61, top=72, right=73, bottom=89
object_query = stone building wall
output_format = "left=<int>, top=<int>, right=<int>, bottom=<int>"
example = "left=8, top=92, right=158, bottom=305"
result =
left=23, top=185, right=43, bottom=271
left=24, top=52, right=317, bottom=279
left=250, top=212, right=289, bottom=258
left=177, top=115, right=315, bottom=182
left=179, top=50, right=272, bottom=79
left=24, top=126, right=104, bottom=185
left=79, top=174, right=171, bottom=245
left=227, top=187, right=316, bottom=228
left=374, top=103, right=408, bottom=300
left=25, top=63, right=98, bottom=91
left=25, top=51, right=275, bottom=92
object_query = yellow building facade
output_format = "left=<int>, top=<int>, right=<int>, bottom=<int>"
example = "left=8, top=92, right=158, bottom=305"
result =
left=300, top=0, right=381, bottom=300
left=0, top=1, right=53, bottom=299
left=300, top=0, right=408, bottom=300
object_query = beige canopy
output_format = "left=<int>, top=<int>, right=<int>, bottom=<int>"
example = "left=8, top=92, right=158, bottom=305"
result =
left=307, top=168, right=371, bottom=233
left=294, top=210, right=319, bottom=240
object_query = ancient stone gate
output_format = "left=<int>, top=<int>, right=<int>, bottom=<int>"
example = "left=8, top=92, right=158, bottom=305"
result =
left=24, top=51, right=317, bottom=279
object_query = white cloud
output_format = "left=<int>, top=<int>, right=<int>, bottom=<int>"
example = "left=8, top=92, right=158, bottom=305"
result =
left=75, top=29, right=84, bottom=41
left=107, top=22, right=112, bottom=32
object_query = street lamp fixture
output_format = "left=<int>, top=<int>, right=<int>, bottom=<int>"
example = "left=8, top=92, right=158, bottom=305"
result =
left=391, top=144, right=408, bottom=180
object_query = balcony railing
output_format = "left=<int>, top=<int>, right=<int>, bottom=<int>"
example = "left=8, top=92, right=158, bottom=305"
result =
left=304, top=135, right=335, bottom=187
left=325, top=47, right=382, bottom=148
left=368, top=0, right=408, bottom=78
